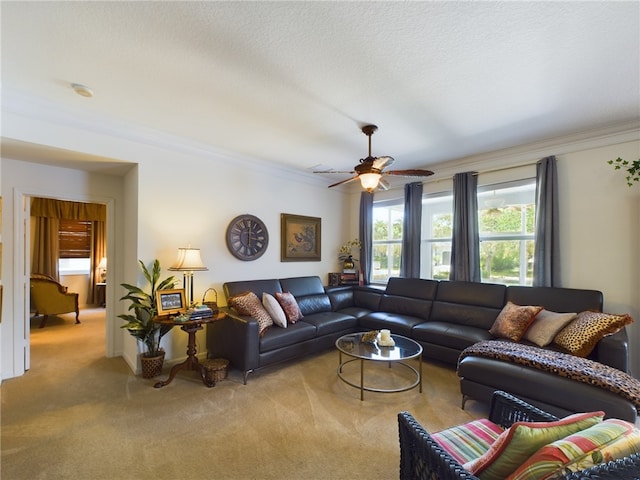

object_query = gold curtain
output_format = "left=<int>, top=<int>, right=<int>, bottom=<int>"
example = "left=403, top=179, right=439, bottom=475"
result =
left=32, top=217, right=60, bottom=280
left=31, top=198, right=106, bottom=221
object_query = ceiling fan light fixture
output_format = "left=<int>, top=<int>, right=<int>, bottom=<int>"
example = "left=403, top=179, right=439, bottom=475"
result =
left=360, top=172, right=381, bottom=192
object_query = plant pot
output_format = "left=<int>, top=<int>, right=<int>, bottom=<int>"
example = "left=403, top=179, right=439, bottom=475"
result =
left=140, top=350, right=165, bottom=379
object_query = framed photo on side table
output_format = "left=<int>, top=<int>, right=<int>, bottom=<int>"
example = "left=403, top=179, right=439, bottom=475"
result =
left=281, top=213, right=321, bottom=262
left=156, top=289, right=186, bottom=316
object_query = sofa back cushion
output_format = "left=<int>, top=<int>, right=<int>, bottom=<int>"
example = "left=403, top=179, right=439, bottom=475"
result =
left=223, top=279, right=282, bottom=301
left=431, top=281, right=506, bottom=329
left=327, top=287, right=354, bottom=311
left=354, top=288, right=382, bottom=311
left=506, top=286, right=603, bottom=313
left=378, top=278, right=438, bottom=320
left=279, top=276, right=332, bottom=315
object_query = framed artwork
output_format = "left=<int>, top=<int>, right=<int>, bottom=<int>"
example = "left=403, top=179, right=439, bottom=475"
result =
left=281, top=213, right=321, bottom=262
left=156, top=289, right=186, bottom=316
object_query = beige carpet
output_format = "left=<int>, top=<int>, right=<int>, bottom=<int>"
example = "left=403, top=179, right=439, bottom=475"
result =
left=1, top=309, right=487, bottom=480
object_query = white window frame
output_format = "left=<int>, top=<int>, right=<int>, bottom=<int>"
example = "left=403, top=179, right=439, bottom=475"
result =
left=371, top=198, right=404, bottom=284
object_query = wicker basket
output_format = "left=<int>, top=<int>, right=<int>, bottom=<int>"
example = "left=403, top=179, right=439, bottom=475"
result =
left=203, top=358, right=229, bottom=384
left=201, top=288, right=219, bottom=314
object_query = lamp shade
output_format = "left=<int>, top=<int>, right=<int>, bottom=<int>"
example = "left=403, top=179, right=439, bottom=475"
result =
left=359, top=172, right=381, bottom=192
left=169, top=248, right=208, bottom=271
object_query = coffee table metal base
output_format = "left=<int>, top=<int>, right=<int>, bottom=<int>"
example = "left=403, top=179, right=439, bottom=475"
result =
left=337, top=352, right=422, bottom=401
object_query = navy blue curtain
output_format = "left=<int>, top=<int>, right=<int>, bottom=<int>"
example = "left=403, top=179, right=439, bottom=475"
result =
left=400, top=182, right=423, bottom=278
left=359, top=191, right=374, bottom=285
left=533, top=155, right=560, bottom=287
left=450, top=172, right=481, bottom=282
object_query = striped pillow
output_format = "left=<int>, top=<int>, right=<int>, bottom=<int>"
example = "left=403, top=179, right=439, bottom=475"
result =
left=431, top=418, right=504, bottom=465
left=465, top=411, right=604, bottom=480
left=507, top=419, right=640, bottom=480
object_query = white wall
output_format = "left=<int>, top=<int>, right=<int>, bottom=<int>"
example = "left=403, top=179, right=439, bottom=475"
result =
left=559, top=141, right=640, bottom=376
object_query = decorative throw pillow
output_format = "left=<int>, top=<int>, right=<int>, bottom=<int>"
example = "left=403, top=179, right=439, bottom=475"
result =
left=554, top=311, right=634, bottom=357
left=464, top=411, right=604, bottom=480
left=275, top=291, right=303, bottom=323
left=489, top=302, right=543, bottom=342
left=228, top=291, right=273, bottom=336
left=432, top=418, right=504, bottom=465
left=522, top=310, right=577, bottom=347
left=263, top=293, right=287, bottom=328
left=507, top=419, right=639, bottom=480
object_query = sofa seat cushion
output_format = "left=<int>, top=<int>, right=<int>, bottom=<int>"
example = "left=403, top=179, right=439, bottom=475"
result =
left=359, top=311, right=426, bottom=337
left=431, top=418, right=504, bottom=465
left=301, top=311, right=358, bottom=336
left=412, top=322, right=493, bottom=350
left=259, top=321, right=316, bottom=353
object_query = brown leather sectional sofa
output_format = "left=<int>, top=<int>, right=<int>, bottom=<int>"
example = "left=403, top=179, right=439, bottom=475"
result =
left=206, top=276, right=636, bottom=421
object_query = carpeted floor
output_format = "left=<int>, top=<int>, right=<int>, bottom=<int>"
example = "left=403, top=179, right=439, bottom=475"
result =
left=1, top=309, right=487, bottom=480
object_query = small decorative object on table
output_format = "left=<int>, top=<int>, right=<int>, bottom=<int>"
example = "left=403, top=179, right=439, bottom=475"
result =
left=378, top=329, right=395, bottom=347
left=201, top=288, right=219, bottom=314
left=361, top=330, right=379, bottom=344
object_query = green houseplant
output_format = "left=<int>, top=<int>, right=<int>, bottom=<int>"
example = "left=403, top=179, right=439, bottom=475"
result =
left=119, top=259, right=176, bottom=377
left=607, top=157, right=640, bottom=187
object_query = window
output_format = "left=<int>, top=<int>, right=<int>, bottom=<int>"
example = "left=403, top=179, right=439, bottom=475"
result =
left=420, top=179, right=535, bottom=285
left=421, top=193, right=453, bottom=280
left=478, top=180, right=535, bottom=285
left=372, top=200, right=403, bottom=283
left=58, top=219, right=92, bottom=274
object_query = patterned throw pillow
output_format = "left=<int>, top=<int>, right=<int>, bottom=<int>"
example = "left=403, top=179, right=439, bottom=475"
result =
left=275, top=291, right=303, bottom=323
left=553, top=311, right=634, bottom=357
left=464, top=411, right=604, bottom=480
left=507, top=419, right=639, bottom=480
left=263, top=293, right=287, bottom=328
left=228, top=291, right=273, bottom=336
left=523, top=310, right=577, bottom=347
left=489, top=302, right=543, bottom=342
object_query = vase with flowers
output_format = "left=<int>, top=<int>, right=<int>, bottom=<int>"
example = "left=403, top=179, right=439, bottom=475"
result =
left=339, top=238, right=361, bottom=271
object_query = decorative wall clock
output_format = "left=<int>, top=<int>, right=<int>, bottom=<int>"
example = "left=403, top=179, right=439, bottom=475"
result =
left=226, top=214, right=269, bottom=261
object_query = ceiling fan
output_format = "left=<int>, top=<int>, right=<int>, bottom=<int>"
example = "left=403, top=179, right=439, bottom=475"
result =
left=314, top=124, right=434, bottom=192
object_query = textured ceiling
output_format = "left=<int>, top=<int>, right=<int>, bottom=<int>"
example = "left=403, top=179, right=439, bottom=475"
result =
left=2, top=1, right=639, bottom=184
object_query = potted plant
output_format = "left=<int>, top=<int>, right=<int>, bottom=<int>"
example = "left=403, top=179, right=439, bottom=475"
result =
left=119, top=259, right=176, bottom=378
left=607, top=157, right=640, bottom=187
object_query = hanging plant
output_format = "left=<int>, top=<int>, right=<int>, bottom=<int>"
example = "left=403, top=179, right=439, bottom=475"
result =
left=607, top=157, right=640, bottom=187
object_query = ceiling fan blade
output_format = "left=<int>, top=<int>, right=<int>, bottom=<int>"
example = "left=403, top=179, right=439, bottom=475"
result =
left=313, top=169, right=356, bottom=174
left=372, top=156, right=394, bottom=170
left=328, top=176, right=359, bottom=188
left=377, top=178, right=390, bottom=191
left=383, top=169, right=435, bottom=177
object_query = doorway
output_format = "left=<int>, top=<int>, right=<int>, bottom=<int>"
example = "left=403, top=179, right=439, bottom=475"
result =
left=23, top=194, right=115, bottom=372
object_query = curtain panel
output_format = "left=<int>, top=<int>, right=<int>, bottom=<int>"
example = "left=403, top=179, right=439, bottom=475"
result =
left=359, top=192, right=374, bottom=285
left=533, top=155, right=560, bottom=287
left=400, top=182, right=423, bottom=278
left=450, top=172, right=481, bottom=282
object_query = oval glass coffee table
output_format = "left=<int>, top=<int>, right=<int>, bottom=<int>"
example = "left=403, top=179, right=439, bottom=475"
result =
left=335, top=332, right=423, bottom=401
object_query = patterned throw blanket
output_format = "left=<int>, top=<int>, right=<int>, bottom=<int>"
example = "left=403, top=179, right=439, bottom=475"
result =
left=458, top=340, right=640, bottom=413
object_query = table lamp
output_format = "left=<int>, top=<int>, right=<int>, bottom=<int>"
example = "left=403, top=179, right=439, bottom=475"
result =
left=169, top=247, right=208, bottom=305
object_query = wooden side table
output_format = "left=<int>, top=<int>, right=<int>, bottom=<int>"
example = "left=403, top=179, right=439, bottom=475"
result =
left=152, top=312, right=225, bottom=388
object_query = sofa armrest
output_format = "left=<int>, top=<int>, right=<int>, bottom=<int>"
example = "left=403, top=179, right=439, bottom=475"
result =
left=591, top=328, right=629, bottom=372
left=206, top=308, right=259, bottom=374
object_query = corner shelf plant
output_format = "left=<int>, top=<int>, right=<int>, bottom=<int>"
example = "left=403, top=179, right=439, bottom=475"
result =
left=607, top=157, right=640, bottom=187
left=119, top=259, right=176, bottom=377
